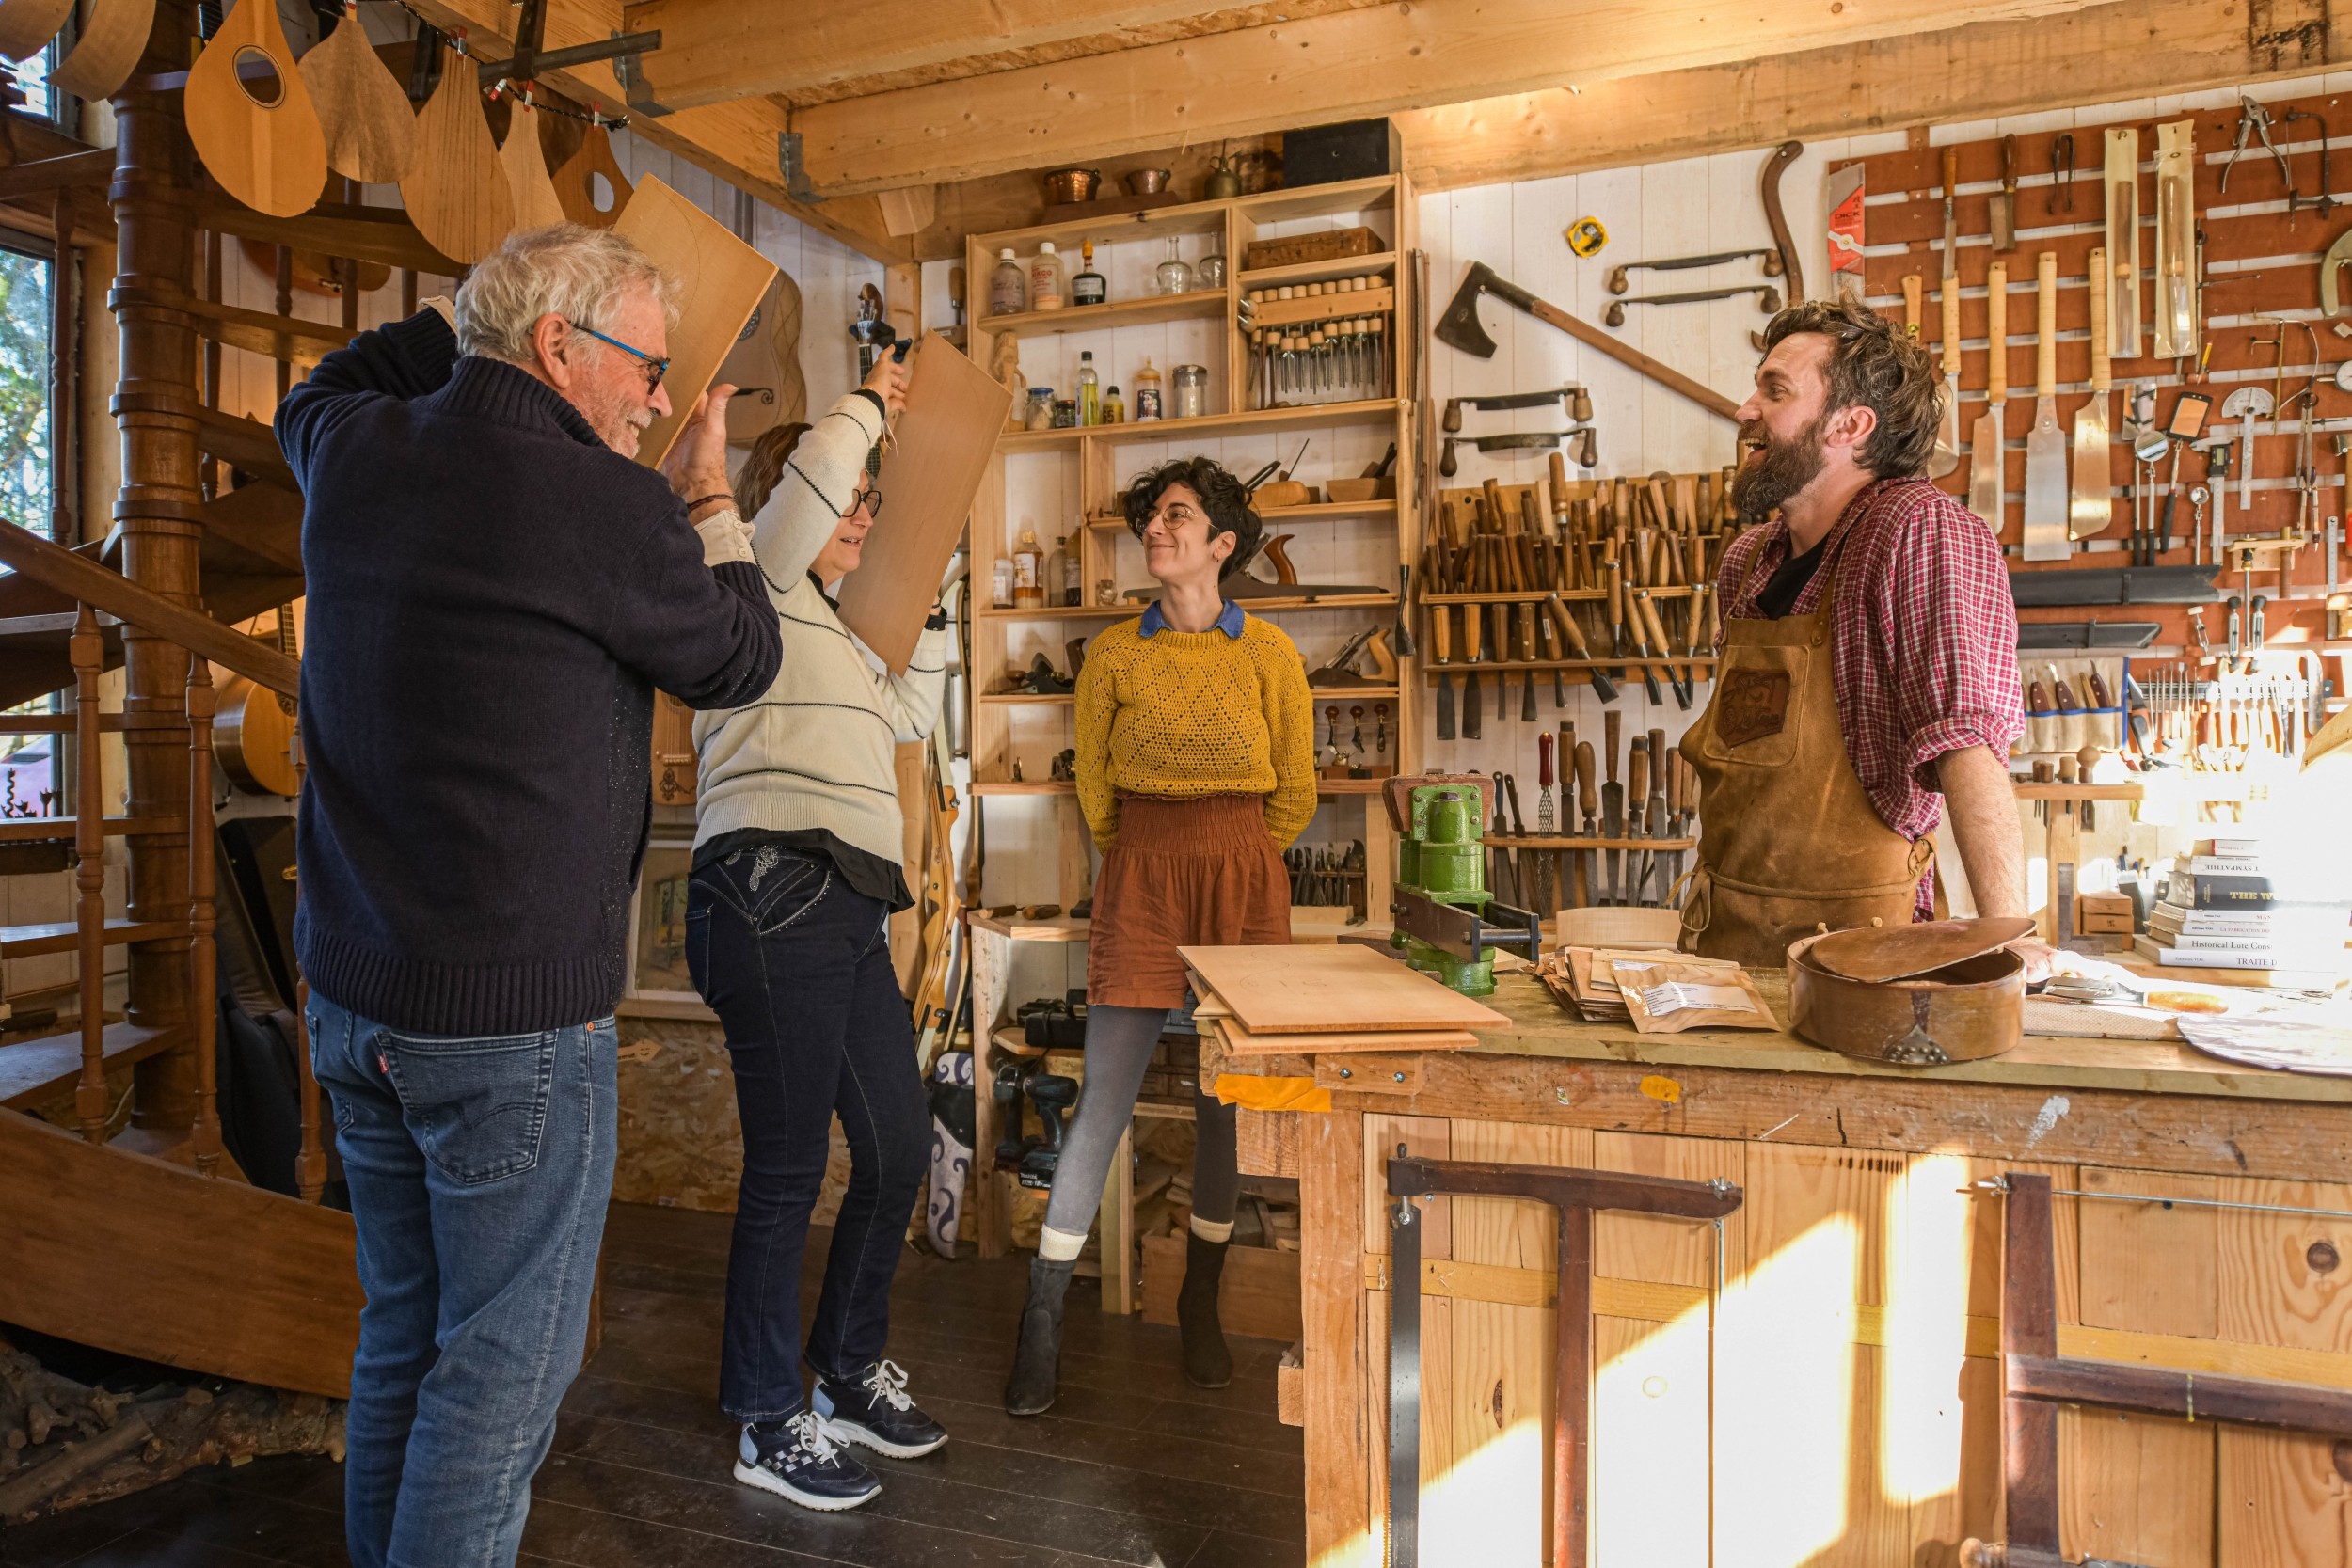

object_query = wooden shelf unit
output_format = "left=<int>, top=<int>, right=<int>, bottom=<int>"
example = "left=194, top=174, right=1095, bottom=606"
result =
left=962, top=175, right=1419, bottom=1309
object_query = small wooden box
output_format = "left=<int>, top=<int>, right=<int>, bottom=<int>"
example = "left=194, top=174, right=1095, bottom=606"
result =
left=2079, top=894, right=2136, bottom=934
left=1243, top=225, right=1380, bottom=272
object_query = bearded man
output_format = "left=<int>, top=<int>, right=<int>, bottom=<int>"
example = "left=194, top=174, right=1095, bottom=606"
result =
left=1677, top=295, right=2040, bottom=971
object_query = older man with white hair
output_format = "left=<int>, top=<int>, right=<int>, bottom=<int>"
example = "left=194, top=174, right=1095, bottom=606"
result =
left=276, top=224, right=782, bottom=1568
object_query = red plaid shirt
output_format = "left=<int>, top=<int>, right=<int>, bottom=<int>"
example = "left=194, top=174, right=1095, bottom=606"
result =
left=1715, top=477, right=2023, bottom=914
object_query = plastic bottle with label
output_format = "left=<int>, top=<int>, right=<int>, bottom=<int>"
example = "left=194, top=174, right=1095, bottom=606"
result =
left=1027, top=244, right=1066, bottom=312
left=1077, top=352, right=1101, bottom=425
left=1134, top=357, right=1164, bottom=421
left=1013, top=530, right=1045, bottom=607
left=989, top=248, right=1026, bottom=315
left=992, top=552, right=1016, bottom=609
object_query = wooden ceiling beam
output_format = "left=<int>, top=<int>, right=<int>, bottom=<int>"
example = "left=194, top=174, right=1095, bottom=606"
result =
left=619, top=0, right=1249, bottom=110
left=789, top=0, right=2115, bottom=195
left=1393, top=0, right=2329, bottom=193
left=398, top=0, right=914, bottom=262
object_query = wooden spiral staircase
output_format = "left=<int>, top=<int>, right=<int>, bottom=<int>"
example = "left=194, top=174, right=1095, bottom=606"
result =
left=0, top=11, right=379, bottom=1402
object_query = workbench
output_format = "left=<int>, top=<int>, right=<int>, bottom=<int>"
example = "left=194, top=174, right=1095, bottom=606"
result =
left=1216, top=969, right=2352, bottom=1568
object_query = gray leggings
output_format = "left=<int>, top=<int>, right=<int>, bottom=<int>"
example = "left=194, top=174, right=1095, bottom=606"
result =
left=1039, top=1004, right=1238, bottom=1248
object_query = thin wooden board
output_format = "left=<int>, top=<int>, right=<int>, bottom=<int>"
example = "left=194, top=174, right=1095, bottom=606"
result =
left=48, top=0, right=152, bottom=99
left=551, top=122, right=632, bottom=230
left=612, top=175, right=777, bottom=471
left=0, top=0, right=72, bottom=60
left=400, top=43, right=513, bottom=265
left=296, top=13, right=412, bottom=185
left=1180, top=943, right=1511, bottom=1037
left=834, top=330, right=1013, bottom=673
left=1214, top=1015, right=1477, bottom=1057
left=498, top=99, right=565, bottom=231
left=185, top=0, right=329, bottom=220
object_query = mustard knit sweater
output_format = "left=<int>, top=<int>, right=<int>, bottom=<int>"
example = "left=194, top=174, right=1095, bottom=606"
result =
left=1073, top=612, right=1318, bottom=852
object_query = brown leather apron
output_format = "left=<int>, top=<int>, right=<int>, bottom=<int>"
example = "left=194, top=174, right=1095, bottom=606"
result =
left=1677, top=531, right=1932, bottom=966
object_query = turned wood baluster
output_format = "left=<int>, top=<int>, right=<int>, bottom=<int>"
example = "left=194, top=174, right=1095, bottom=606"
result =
left=185, top=658, right=221, bottom=1175
left=70, top=604, right=106, bottom=1141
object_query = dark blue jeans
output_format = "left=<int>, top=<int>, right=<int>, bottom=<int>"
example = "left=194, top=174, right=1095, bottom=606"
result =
left=307, top=990, right=615, bottom=1568
left=686, top=845, right=930, bottom=1422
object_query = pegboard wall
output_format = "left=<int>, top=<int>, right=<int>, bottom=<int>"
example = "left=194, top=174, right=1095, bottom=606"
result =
left=1847, top=90, right=2352, bottom=670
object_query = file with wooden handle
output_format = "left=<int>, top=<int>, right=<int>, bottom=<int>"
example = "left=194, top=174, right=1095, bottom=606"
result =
left=2022, top=251, right=2071, bottom=562
left=1968, top=261, right=2007, bottom=532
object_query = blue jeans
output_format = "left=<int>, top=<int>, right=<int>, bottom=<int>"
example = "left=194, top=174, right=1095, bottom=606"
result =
left=685, top=845, right=930, bottom=1422
left=308, top=990, right=616, bottom=1568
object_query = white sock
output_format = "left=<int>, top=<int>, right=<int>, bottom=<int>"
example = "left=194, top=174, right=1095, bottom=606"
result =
left=1189, top=1215, right=1234, bottom=1244
left=1038, top=1225, right=1088, bottom=1263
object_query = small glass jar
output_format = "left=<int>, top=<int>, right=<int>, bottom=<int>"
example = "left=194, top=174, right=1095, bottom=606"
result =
left=1025, top=387, right=1057, bottom=431
left=1171, top=363, right=1209, bottom=420
left=1155, top=236, right=1194, bottom=296
left=1052, top=398, right=1078, bottom=428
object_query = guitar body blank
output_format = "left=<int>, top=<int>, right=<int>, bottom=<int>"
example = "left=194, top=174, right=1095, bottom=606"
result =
left=401, top=47, right=513, bottom=264
left=239, top=238, right=390, bottom=297
left=48, top=0, right=154, bottom=98
left=0, top=0, right=73, bottom=61
left=214, top=676, right=301, bottom=798
left=499, top=99, right=566, bottom=231
left=552, top=123, right=632, bottom=230
left=719, top=269, right=806, bottom=444
left=185, top=0, right=329, bottom=218
left=297, top=10, right=414, bottom=185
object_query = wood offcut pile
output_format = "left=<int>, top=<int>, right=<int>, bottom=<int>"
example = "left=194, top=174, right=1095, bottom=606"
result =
left=1181, top=943, right=1508, bottom=1057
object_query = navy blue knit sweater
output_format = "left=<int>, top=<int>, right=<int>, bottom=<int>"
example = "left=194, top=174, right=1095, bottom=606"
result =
left=278, top=309, right=782, bottom=1035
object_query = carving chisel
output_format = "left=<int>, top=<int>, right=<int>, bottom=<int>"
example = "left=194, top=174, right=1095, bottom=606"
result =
left=2021, top=251, right=2071, bottom=561
left=1432, top=603, right=1454, bottom=740
left=1574, top=741, right=1598, bottom=910
left=1931, top=146, right=1963, bottom=478
left=1601, top=711, right=1624, bottom=907
left=1664, top=747, right=1688, bottom=910
left=1623, top=589, right=1666, bottom=705
left=1545, top=595, right=1618, bottom=704
left=1462, top=599, right=1483, bottom=739
left=1991, top=133, right=2019, bottom=251
left=1635, top=591, right=1691, bottom=709
left=1968, top=261, right=2008, bottom=532
left=1645, top=726, right=1669, bottom=906
left=1625, top=740, right=1649, bottom=908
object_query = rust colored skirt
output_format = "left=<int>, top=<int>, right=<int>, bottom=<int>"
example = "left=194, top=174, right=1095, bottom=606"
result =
left=1086, top=794, right=1292, bottom=1010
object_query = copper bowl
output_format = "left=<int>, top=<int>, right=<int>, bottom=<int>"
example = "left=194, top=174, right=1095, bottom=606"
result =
left=1043, top=167, right=1101, bottom=204
left=1124, top=167, right=1173, bottom=197
left=1786, top=930, right=2024, bottom=1066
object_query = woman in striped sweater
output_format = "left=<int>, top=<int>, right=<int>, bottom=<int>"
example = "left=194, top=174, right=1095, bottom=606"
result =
left=686, top=356, right=950, bottom=1514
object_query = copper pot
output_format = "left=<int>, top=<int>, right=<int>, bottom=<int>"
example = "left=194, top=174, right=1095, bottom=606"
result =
left=1124, top=167, right=1173, bottom=197
left=1786, top=926, right=2026, bottom=1065
left=1043, top=167, right=1101, bottom=204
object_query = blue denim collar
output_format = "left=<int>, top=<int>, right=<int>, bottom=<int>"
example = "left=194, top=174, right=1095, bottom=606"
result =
left=1138, top=598, right=1245, bottom=639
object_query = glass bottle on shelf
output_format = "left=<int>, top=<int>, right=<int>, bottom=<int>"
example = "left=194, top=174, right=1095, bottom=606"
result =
left=1045, top=535, right=1068, bottom=608
left=1197, top=247, right=1226, bottom=289
left=1013, top=530, right=1045, bottom=607
left=992, top=551, right=1016, bottom=609
left=1028, top=243, right=1066, bottom=311
left=1134, top=357, right=1163, bottom=420
left=1155, top=236, right=1193, bottom=296
left=1025, top=386, right=1057, bottom=430
left=1062, top=531, right=1085, bottom=606
left=1077, top=351, right=1101, bottom=425
left=988, top=247, right=1026, bottom=315
left=1102, top=384, right=1124, bottom=423
left=1071, top=240, right=1107, bottom=308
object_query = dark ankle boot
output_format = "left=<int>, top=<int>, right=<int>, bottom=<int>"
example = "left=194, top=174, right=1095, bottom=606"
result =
left=1177, top=1231, right=1233, bottom=1389
left=1005, top=1257, right=1073, bottom=1417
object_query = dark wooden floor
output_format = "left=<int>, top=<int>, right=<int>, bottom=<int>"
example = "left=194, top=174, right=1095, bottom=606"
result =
left=2, top=1204, right=1304, bottom=1568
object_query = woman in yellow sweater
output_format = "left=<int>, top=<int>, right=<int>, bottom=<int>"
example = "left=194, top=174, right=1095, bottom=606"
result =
left=1005, top=456, right=1315, bottom=1416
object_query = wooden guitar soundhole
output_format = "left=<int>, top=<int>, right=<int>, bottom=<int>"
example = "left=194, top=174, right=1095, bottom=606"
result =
left=235, top=46, right=284, bottom=107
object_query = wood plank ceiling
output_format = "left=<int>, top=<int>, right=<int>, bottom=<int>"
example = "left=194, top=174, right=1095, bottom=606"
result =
left=414, top=0, right=2335, bottom=264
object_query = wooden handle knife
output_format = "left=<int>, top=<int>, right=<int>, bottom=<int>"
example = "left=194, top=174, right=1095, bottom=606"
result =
left=2036, top=249, right=2058, bottom=402
left=1902, top=273, right=1923, bottom=337
left=1986, top=261, right=2008, bottom=408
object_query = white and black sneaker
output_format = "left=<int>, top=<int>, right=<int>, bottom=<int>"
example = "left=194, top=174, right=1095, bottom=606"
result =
left=813, top=1358, right=949, bottom=1459
left=733, top=1408, right=882, bottom=1511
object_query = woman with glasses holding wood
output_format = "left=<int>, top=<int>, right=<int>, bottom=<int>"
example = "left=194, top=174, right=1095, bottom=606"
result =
left=1004, top=456, right=1316, bottom=1416
left=686, top=354, right=953, bottom=1513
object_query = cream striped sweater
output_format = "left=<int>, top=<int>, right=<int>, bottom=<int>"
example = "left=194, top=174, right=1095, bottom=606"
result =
left=691, top=391, right=947, bottom=868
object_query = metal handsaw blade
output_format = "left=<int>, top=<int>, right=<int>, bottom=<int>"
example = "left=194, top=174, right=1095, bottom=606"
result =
left=2022, top=251, right=2071, bottom=561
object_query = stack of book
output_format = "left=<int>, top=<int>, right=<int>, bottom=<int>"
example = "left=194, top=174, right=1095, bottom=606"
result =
left=2134, top=837, right=2352, bottom=980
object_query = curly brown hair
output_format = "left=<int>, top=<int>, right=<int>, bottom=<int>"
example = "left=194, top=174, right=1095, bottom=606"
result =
left=1759, top=294, right=1943, bottom=479
left=731, top=420, right=813, bottom=517
left=1119, top=456, right=1264, bottom=581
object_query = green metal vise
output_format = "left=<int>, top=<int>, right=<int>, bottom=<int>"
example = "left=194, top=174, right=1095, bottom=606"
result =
left=1391, top=783, right=1501, bottom=995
